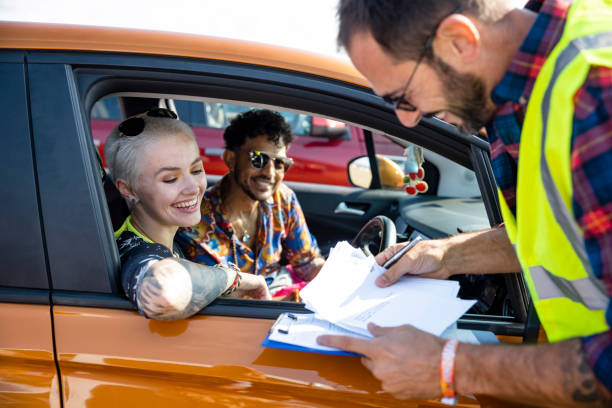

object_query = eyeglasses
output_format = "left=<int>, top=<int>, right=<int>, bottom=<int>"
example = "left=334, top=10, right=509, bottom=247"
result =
left=381, top=6, right=463, bottom=112
left=118, top=108, right=178, bottom=137
left=247, top=150, right=294, bottom=172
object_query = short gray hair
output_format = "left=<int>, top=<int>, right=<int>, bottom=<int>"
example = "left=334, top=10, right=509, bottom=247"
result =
left=104, top=112, right=197, bottom=188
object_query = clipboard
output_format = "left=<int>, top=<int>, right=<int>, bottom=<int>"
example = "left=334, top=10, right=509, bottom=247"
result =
left=261, top=312, right=361, bottom=357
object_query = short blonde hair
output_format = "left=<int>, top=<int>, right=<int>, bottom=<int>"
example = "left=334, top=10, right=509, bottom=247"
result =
left=104, top=111, right=197, bottom=188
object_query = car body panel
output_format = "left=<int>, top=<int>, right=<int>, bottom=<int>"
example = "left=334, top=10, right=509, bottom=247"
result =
left=0, top=303, right=60, bottom=408
left=53, top=306, right=481, bottom=407
left=0, top=22, right=365, bottom=86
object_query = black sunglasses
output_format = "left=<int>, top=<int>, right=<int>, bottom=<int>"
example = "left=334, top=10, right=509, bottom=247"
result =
left=118, top=108, right=178, bottom=137
left=247, top=150, right=294, bottom=172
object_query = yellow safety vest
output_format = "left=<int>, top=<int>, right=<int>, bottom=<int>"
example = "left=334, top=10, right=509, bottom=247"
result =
left=499, top=0, right=612, bottom=342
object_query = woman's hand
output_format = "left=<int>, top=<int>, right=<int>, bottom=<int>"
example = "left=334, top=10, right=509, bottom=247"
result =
left=230, top=273, right=272, bottom=300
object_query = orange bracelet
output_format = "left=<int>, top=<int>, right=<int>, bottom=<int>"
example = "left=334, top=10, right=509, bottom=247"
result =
left=440, top=339, right=459, bottom=405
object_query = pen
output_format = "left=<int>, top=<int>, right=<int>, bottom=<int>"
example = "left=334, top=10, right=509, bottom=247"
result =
left=382, top=236, right=423, bottom=269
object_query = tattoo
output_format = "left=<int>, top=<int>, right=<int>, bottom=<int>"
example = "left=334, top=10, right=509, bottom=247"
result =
left=570, top=343, right=599, bottom=404
left=174, top=259, right=228, bottom=318
left=136, top=258, right=229, bottom=320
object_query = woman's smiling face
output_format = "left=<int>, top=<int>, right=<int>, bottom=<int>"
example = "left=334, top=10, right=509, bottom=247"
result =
left=134, top=132, right=206, bottom=228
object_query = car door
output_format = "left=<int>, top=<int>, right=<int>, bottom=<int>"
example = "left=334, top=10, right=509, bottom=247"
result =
left=0, top=52, right=60, bottom=408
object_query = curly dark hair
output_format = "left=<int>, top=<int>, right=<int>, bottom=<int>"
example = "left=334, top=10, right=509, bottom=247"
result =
left=223, top=109, right=294, bottom=151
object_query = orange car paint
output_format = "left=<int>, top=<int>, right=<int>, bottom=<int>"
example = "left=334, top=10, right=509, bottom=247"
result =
left=53, top=306, right=483, bottom=407
left=0, top=22, right=366, bottom=88
left=0, top=303, right=60, bottom=407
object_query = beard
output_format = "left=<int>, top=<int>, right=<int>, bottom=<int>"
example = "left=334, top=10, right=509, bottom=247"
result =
left=431, top=56, right=497, bottom=135
left=232, top=160, right=276, bottom=202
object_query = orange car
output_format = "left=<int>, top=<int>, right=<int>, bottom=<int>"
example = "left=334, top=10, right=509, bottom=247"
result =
left=0, top=22, right=536, bottom=407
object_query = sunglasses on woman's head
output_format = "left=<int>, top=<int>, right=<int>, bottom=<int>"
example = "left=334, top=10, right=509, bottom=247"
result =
left=118, top=108, right=178, bottom=137
left=247, top=150, right=293, bottom=172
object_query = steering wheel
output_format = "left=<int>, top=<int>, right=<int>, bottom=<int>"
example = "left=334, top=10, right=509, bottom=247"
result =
left=351, top=215, right=397, bottom=257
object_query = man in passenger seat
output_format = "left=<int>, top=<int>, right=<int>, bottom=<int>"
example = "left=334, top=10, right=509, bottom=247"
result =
left=177, top=109, right=325, bottom=299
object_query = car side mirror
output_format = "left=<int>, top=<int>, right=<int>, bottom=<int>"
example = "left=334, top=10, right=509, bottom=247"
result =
left=310, top=117, right=349, bottom=139
left=348, top=155, right=405, bottom=189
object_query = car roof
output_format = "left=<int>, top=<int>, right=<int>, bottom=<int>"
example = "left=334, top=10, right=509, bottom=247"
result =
left=0, top=21, right=367, bottom=87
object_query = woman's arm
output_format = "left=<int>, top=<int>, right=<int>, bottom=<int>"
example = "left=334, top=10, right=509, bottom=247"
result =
left=136, top=259, right=270, bottom=320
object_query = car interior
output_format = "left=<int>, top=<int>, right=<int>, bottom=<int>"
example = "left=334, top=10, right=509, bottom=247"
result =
left=86, top=90, right=538, bottom=341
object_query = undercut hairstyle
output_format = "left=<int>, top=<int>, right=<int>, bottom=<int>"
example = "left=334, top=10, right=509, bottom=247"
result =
left=337, top=0, right=509, bottom=62
left=104, top=111, right=196, bottom=188
left=223, top=109, right=294, bottom=151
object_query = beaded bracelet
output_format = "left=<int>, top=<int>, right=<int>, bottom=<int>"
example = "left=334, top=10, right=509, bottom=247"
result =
left=221, top=263, right=241, bottom=296
left=440, top=339, right=459, bottom=405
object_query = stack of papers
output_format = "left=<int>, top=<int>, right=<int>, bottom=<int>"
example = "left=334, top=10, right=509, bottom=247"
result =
left=264, top=241, right=477, bottom=354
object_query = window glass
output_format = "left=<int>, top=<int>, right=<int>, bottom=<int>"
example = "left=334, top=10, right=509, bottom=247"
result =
left=89, top=96, right=362, bottom=187
left=91, top=96, right=121, bottom=120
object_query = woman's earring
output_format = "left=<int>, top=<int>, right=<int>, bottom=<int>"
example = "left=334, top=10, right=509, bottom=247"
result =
left=131, top=198, right=136, bottom=204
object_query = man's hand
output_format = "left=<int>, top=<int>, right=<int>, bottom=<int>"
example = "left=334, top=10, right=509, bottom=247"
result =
left=318, top=323, right=444, bottom=400
left=231, top=273, right=272, bottom=300
left=374, top=239, right=449, bottom=287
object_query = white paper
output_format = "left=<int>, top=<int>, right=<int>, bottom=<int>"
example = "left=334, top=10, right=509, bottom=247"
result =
left=266, top=241, right=482, bottom=353
left=300, top=241, right=474, bottom=336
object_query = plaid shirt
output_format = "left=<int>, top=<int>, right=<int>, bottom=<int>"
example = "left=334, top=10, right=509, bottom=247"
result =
left=486, top=0, right=611, bottom=390
left=177, top=177, right=321, bottom=280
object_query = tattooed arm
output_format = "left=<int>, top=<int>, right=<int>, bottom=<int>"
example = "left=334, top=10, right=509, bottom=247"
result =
left=319, top=325, right=611, bottom=407
left=136, top=259, right=271, bottom=320
left=455, top=338, right=612, bottom=407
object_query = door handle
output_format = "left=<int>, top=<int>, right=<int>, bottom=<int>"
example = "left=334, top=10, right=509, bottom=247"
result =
left=334, top=202, right=365, bottom=216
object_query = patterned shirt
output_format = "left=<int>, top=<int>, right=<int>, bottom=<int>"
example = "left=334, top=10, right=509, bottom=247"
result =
left=177, top=177, right=322, bottom=280
left=486, top=0, right=611, bottom=390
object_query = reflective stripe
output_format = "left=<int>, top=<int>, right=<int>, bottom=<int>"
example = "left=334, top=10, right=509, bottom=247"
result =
left=539, top=32, right=612, bottom=300
left=530, top=265, right=609, bottom=310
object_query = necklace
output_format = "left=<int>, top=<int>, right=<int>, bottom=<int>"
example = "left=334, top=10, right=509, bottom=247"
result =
left=211, top=185, right=257, bottom=275
left=233, top=220, right=251, bottom=243
left=221, top=178, right=257, bottom=244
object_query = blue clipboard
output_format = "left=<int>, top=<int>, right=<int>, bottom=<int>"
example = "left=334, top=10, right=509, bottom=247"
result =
left=261, top=312, right=361, bottom=357
left=261, top=335, right=360, bottom=356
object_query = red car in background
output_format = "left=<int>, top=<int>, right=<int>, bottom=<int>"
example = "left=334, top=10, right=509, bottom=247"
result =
left=91, top=96, right=404, bottom=186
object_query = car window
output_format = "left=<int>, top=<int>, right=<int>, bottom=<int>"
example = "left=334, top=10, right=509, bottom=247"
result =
left=91, top=96, right=361, bottom=187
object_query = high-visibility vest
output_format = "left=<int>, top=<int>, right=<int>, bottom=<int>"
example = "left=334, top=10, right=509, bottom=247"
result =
left=498, top=0, right=612, bottom=342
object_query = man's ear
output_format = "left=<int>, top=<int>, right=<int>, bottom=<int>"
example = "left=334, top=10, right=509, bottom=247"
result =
left=115, top=178, right=137, bottom=202
left=433, top=14, right=480, bottom=65
left=223, top=149, right=236, bottom=172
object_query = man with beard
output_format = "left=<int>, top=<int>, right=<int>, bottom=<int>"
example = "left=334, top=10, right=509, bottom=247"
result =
left=318, top=0, right=612, bottom=406
left=178, top=109, right=324, bottom=298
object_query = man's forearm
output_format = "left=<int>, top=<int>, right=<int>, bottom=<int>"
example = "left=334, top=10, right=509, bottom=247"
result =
left=456, top=339, right=612, bottom=407
left=444, top=227, right=522, bottom=276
